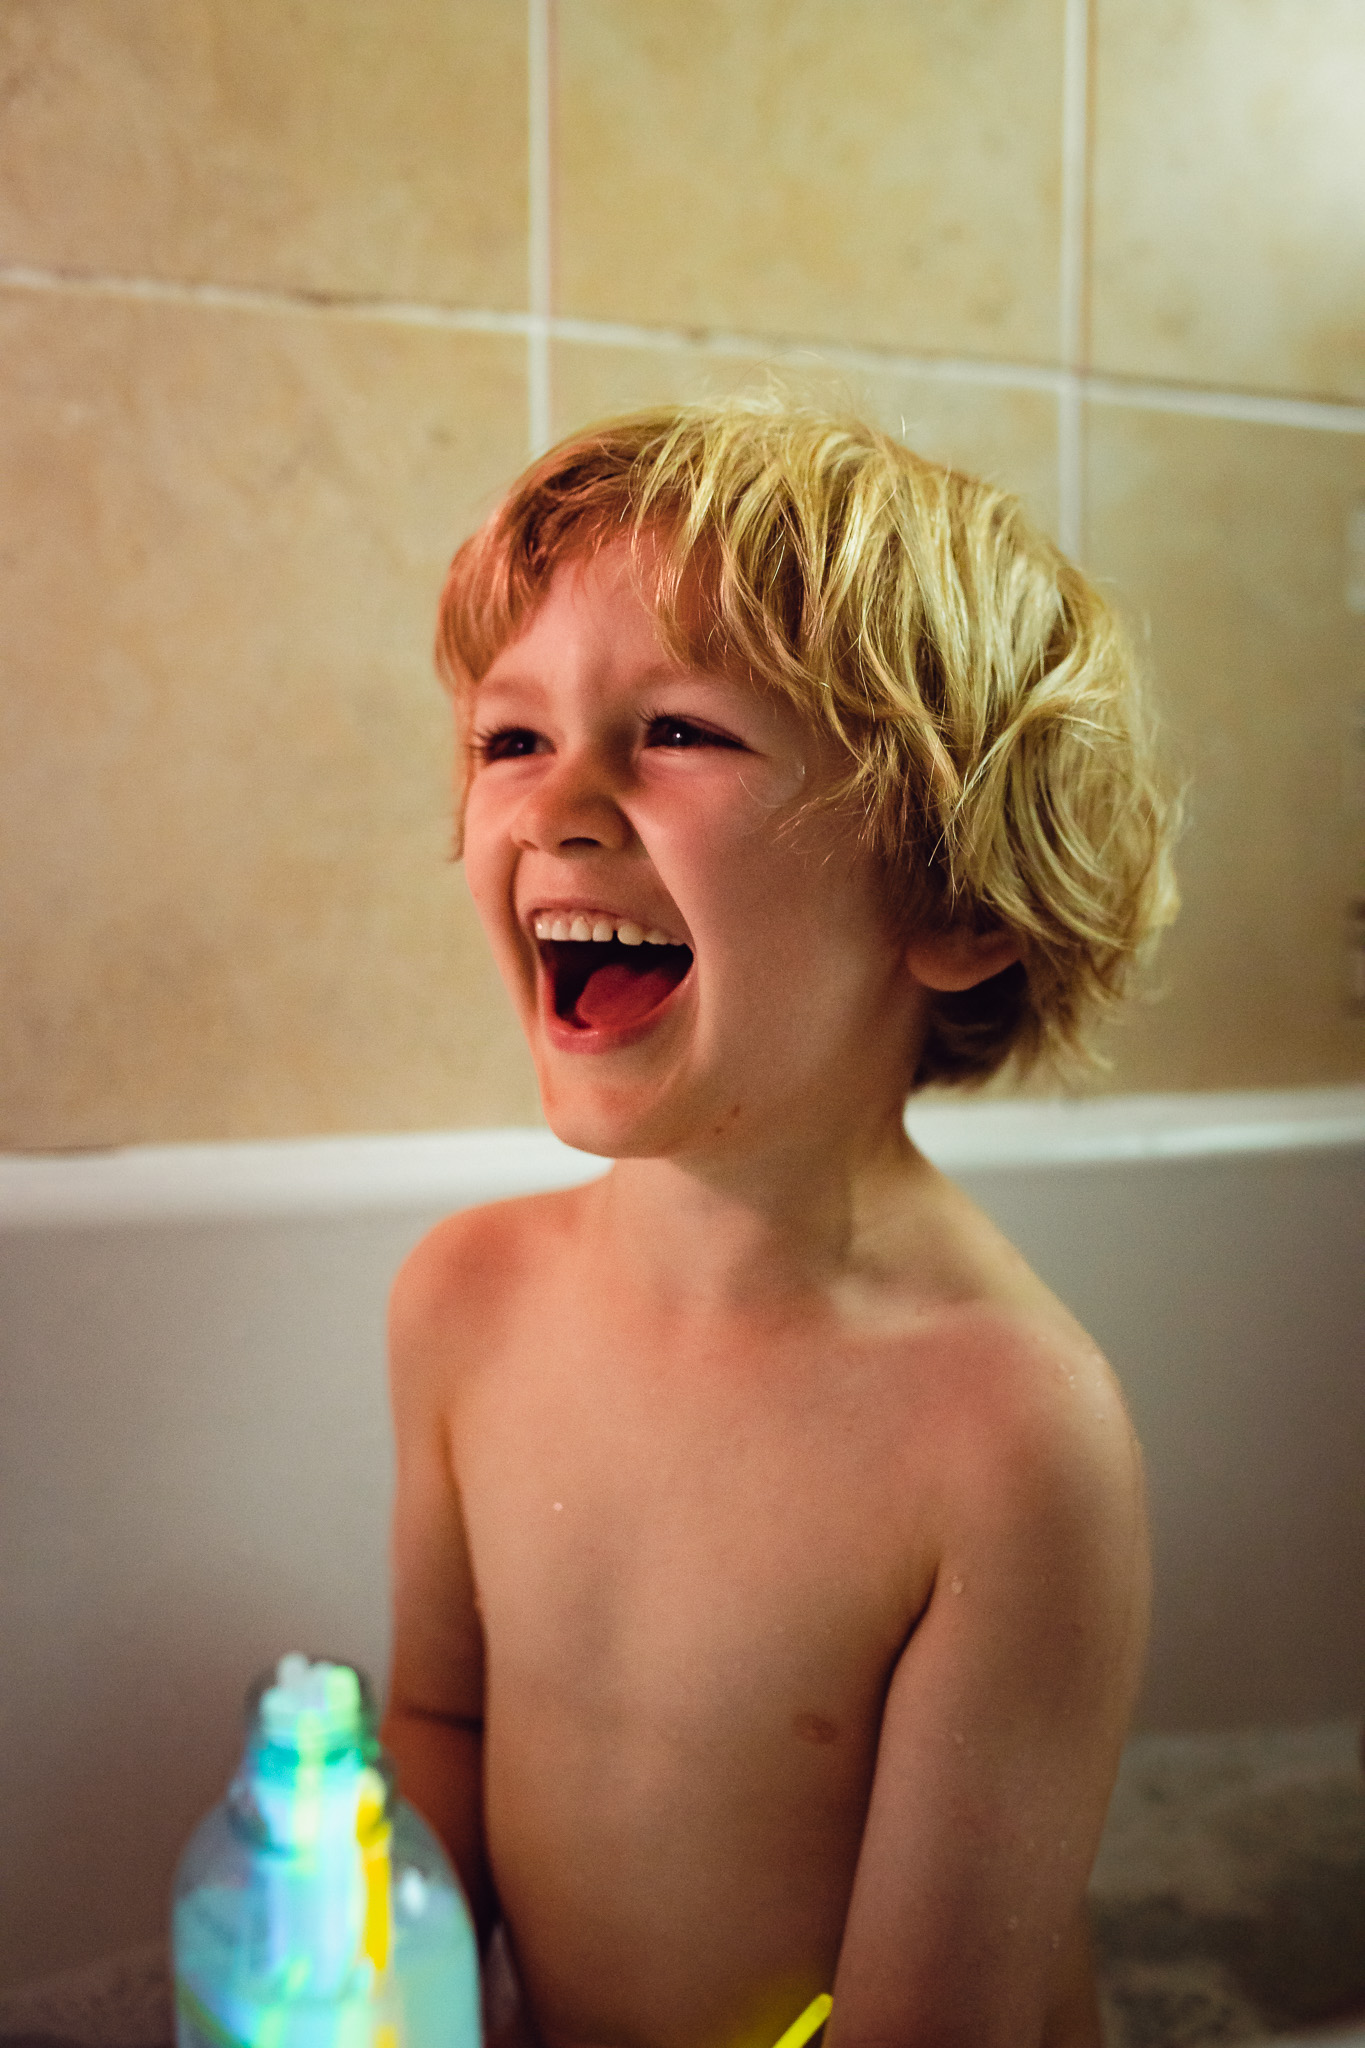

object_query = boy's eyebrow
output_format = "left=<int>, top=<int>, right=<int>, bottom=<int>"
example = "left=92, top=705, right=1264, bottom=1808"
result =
left=475, top=659, right=732, bottom=700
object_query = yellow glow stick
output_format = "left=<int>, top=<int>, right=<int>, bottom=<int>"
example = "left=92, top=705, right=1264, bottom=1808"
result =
left=355, top=1769, right=393, bottom=1973
left=771, top=1993, right=833, bottom=2048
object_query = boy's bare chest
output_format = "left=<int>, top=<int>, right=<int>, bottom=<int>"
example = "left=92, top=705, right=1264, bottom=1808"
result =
left=451, top=1311, right=939, bottom=1747
left=441, top=1297, right=963, bottom=2029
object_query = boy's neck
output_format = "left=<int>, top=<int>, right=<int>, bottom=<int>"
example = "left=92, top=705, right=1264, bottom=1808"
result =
left=582, top=1108, right=930, bottom=1315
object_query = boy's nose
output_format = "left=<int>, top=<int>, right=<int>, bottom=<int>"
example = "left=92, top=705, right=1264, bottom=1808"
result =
left=512, top=750, right=633, bottom=855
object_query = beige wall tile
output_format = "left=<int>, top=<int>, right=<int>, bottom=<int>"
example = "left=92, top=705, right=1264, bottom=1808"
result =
left=1082, top=404, right=1365, bottom=1092
left=557, top=0, right=1067, bottom=364
left=0, top=0, right=526, bottom=307
left=551, top=341, right=1062, bottom=537
left=0, top=294, right=542, bottom=1147
left=1092, top=1, right=1365, bottom=400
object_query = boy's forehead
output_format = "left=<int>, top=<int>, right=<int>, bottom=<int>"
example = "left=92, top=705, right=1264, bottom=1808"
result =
left=476, top=541, right=734, bottom=703
left=483, top=541, right=666, bottom=672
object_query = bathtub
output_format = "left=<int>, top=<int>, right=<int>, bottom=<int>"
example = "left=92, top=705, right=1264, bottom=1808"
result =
left=2, top=1087, right=1363, bottom=1991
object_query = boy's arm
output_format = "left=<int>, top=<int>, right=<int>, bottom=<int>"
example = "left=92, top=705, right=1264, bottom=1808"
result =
left=380, top=1223, right=499, bottom=1947
left=826, top=1337, right=1149, bottom=2048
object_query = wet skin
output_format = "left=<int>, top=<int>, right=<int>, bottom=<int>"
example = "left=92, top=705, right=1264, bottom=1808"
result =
left=381, top=547, right=1148, bottom=2048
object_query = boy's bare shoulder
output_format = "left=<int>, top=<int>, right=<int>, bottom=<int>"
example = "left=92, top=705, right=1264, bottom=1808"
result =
left=928, top=1292, right=1143, bottom=1543
left=865, top=1162, right=1143, bottom=1532
left=388, top=1182, right=591, bottom=1377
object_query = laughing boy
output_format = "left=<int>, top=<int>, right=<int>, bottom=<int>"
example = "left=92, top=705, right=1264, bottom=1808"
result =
left=380, top=399, right=1177, bottom=2048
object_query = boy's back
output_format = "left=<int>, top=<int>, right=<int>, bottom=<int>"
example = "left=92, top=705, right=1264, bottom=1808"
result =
left=381, top=398, right=1175, bottom=2048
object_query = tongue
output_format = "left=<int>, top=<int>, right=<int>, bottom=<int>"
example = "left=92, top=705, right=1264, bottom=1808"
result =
left=572, top=962, right=677, bottom=1030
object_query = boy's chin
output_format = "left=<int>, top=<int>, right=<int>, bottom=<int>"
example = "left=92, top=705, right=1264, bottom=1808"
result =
left=535, top=1092, right=665, bottom=1163
left=533, top=1066, right=699, bottom=1164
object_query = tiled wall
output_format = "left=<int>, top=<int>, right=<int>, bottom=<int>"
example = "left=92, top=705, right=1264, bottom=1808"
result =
left=2, top=1, right=1362, bottom=1147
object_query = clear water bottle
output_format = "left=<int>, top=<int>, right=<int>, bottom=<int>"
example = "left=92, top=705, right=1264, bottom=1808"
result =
left=172, top=1655, right=480, bottom=2048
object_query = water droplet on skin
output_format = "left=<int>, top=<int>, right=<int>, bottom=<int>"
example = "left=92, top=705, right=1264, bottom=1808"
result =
left=949, top=1576, right=965, bottom=1594
left=553, top=1501, right=563, bottom=1512
left=738, top=745, right=808, bottom=811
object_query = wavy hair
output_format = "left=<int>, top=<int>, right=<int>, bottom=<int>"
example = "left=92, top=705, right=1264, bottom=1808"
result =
left=436, top=395, right=1178, bottom=1088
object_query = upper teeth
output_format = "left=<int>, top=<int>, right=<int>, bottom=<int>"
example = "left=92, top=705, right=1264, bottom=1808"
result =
left=532, top=914, right=676, bottom=946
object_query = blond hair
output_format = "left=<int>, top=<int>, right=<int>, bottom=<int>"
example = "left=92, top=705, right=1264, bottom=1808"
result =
left=436, top=395, right=1178, bottom=1089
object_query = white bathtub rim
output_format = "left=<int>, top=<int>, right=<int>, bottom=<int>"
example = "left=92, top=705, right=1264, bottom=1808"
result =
left=1, top=1087, right=1362, bottom=1230
left=907, top=1083, right=1365, bottom=1167
left=0, top=1124, right=609, bottom=1229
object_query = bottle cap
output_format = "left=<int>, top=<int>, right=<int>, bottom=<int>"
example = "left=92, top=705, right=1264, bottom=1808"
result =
left=255, top=1654, right=373, bottom=1758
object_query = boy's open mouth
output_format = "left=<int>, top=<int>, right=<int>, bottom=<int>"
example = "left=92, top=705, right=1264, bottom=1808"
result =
left=539, top=937, right=694, bottom=1032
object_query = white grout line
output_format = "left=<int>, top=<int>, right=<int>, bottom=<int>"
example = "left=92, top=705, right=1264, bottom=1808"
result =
left=1059, top=0, right=1091, bottom=373
left=3, top=262, right=1364, bottom=438
left=1057, top=0, right=1092, bottom=557
left=1084, top=373, right=1365, bottom=436
left=0, top=262, right=533, bottom=333
left=547, top=313, right=1069, bottom=391
left=1057, top=374, right=1083, bottom=555
left=526, top=0, right=553, bottom=455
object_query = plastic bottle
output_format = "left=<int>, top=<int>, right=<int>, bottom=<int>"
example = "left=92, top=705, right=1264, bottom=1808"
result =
left=172, top=1654, right=480, bottom=2048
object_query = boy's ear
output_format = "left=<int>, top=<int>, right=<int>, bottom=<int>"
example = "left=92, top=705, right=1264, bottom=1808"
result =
left=904, top=925, right=1021, bottom=993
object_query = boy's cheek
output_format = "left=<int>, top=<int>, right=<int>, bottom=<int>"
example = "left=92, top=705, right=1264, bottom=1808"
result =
left=460, top=834, right=527, bottom=982
left=461, top=782, right=517, bottom=884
